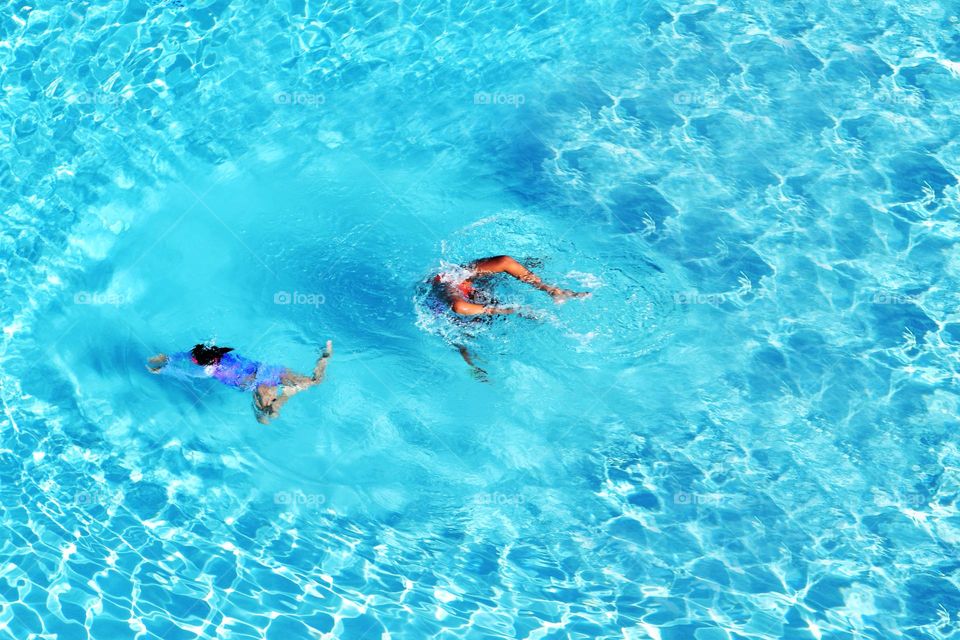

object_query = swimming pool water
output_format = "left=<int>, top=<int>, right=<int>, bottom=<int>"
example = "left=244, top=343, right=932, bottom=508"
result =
left=2, top=0, right=960, bottom=638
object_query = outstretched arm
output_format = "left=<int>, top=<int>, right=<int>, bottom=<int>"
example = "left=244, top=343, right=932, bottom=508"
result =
left=146, top=354, right=168, bottom=373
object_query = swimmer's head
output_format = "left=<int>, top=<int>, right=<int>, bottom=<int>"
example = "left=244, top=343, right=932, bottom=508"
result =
left=190, top=344, right=234, bottom=366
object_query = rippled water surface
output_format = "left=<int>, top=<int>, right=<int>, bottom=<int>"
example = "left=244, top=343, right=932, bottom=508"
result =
left=3, top=0, right=960, bottom=638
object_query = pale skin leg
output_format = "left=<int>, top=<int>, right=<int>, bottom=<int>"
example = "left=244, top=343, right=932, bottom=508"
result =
left=254, top=341, right=333, bottom=424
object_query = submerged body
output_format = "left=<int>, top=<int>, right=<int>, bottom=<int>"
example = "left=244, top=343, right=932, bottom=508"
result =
left=158, top=351, right=286, bottom=389
left=428, top=255, right=589, bottom=378
left=148, top=341, right=333, bottom=423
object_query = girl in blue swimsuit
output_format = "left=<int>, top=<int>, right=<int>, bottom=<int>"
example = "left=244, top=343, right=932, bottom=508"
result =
left=148, top=341, right=333, bottom=424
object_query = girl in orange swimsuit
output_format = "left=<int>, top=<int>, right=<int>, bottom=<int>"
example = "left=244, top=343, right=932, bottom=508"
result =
left=427, top=255, right=589, bottom=378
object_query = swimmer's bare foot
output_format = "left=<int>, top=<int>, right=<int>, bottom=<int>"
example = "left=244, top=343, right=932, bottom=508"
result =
left=313, top=340, right=333, bottom=381
left=548, top=287, right=590, bottom=303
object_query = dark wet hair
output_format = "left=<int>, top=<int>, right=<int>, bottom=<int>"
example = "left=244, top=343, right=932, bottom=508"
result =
left=190, top=344, right=234, bottom=366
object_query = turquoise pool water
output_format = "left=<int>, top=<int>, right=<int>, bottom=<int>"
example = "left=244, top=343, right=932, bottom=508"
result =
left=3, top=0, right=960, bottom=638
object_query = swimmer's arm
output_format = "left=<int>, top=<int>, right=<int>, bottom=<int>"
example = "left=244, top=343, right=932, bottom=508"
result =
left=146, top=354, right=168, bottom=373
left=450, top=299, right=517, bottom=316
left=147, top=351, right=210, bottom=378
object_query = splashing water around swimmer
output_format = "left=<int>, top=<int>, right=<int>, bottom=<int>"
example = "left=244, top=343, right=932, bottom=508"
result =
left=414, top=212, right=681, bottom=379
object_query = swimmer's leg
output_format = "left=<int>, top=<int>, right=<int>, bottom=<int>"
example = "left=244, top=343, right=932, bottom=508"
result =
left=312, top=340, right=333, bottom=382
left=277, top=340, right=334, bottom=390
left=469, top=255, right=589, bottom=302
left=253, top=341, right=334, bottom=423
left=456, top=344, right=488, bottom=382
left=253, top=384, right=289, bottom=424
left=254, top=379, right=309, bottom=423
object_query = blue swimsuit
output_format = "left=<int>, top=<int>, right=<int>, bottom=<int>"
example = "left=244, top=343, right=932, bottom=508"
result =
left=162, top=352, right=285, bottom=390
